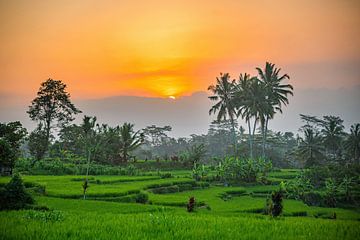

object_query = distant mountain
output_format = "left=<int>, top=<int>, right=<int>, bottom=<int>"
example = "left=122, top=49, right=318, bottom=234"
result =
left=1, top=86, right=359, bottom=137
left=75, top=91, right=212, bottom=137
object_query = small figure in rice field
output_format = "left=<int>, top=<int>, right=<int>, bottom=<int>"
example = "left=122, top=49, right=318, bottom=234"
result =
left=187, top=196, right=195, bottom=212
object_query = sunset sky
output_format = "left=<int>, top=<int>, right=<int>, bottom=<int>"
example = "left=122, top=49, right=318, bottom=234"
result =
left=0, top=0, right=359, bottom=136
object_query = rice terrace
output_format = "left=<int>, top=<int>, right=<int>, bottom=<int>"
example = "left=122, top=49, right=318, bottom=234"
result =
left=1, top=1, right=360, bottom=239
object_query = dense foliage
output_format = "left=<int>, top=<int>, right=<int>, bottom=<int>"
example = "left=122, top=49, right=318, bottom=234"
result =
left=0, top=174, right=34, bottom=210
left=216, top=157, right=272, bottom=183
left=266, top=185, right=284, bottom=217
left=27, top=79, right=81, bottom=161
left=285, top=163, right=360, bottom=207
left=0, top=122, right=27, bottom=174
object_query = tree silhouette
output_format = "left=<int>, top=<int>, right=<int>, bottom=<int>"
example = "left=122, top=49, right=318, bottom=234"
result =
left=27, top=78, right=81, bottom=160
left=256, top=62, right=293, bottom=158
left=118, top=123, right=143, bottom=162
left=345, top=123, right=360, bottom=164
left=208, top=73, right=237, bottom=155
left=0, top=121, right=27, bottom=174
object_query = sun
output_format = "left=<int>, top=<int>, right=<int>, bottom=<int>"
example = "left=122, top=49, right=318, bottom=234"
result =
left=169, top=96, right=176, bottom=100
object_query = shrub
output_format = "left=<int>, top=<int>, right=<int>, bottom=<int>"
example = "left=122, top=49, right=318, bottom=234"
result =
left=135, top=192, right=148, bottom=204
left=270, top=190, right=283, bottom=217
left=192, top=164, right=209, bottom=181
left=24, top=182, right=46, bottom=195
left=216, top=157, right=272, bottom=184
left=302, top=191, right=323, bottom=206
left=82, top=179, right=89, bottom=199
left=159, top=172, right=172, bottom=179
left=324, top=178, right=337, bottom=208
left=187, top=197, right=195, bottom=212
left=0, top=174, right=34, bottom=210
left=266, top=184, right=284, bottom=217
left=24, top=210, right=65, bottom=222
left=303, top=167, right=330, bottom=188
left=284, top=172, right=314, bottom=200
left=150, top=185, right=180, bottom=194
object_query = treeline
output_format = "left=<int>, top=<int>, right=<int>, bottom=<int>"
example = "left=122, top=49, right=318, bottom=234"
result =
left=0, top=67, right=359, bottom=175
left=296, top=115, right=360, bottom=167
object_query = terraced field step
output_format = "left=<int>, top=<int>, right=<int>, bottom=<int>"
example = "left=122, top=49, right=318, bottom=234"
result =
left=70, top=176, right=161, bottom=184
left=145, top=181, right=210, bottom=194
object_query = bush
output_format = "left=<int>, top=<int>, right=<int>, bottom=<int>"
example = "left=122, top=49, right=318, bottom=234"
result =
left=302, top=191, right=323, bottom=206
left=187, top=197, right=195, bottom=212
left=284, top=172, right=314, bottom=200
left=324, top=178, right=337, bottom=208
left=270, top=190, right=283, bottom=217
left=24, top=182, right=46, bottom=195
left=192, top=164, right=210, bottom=181
left=216, top=157, right=272, bottom=184
left=150, top=185, right=180, bottom=194
left=266, top=185, right=284, bottom=217
left=0, top=174, right=34, bottom=210
left=159, top=172, right=172, bottom=179
left=135, top=192, right=148, bottom=204
left=24, top=210, right=65, bottom=222
left=303, top=167, right=330, bottom=188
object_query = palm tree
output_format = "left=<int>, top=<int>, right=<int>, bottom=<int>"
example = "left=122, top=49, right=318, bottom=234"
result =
left=344, top=123, right=360, bottom=164
left=208, top=73, right=237, bottom=155
left=118, top=123, right=143, bottom=162
left=80, top=115, right=101, bottom=199
left=235, top=74, right=268, bottom=158
left=297, top=126, right=324, bottom=167
left=256, top=62, right=293, bottom=158
left=321, top=116, right=345, bottom=160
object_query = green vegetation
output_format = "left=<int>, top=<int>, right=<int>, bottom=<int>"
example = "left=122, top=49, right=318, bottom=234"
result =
left=0, top=172, right=360, bottom=239
left=1, top=66, right=360, bottom=239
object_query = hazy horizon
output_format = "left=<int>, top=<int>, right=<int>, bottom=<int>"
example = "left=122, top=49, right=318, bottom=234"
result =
left=1, top=85, right=359, bottom=138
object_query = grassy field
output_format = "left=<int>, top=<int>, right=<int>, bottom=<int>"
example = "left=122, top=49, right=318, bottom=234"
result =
left=1, top=170, right=360, bottom=239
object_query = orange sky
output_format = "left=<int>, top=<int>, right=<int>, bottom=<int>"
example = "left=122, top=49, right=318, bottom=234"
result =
left=1, top=0, right=360, bottom=102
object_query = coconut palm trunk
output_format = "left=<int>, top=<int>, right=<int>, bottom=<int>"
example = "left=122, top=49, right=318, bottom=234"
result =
left=84, top=149, right=91, bottom=200
left=261, top=116, right=270, bottom=158
left=261, top=120, right=265, bottom=158
left=229, top=115, right=237, bottom=156
left=247, top=119, right=253, bottom=159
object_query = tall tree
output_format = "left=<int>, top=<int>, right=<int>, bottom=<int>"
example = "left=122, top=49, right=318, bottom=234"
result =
left=0, top=122, right=27, bottom=174
left=256, top=62, right=293, bottom=158
left=27, top=79, right=81, bottom=160
left=299, top=114, right=345, bottom=161
left=28, top=124, right=49, bottom=162
left=345, top=123, right=360, bottom=164
left=142, top=125, right=172, bottom=146
left=297, top=126, right=324, bottom=167
left=0, top=139, right=15, bottom=175
left=208, top=73, right=237, bottom=155
left=80, top=116, right=101, bottom=179
left=118, top=123, right=143, bottom=162
left=320, top=116, right=345, bottom=159
left=235, top=74, right=266, bottom=158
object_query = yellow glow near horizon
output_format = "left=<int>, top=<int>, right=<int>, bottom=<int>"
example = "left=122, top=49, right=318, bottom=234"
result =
left=169, top=96, right=176, bottom=100
left=0, top=0, right=359, bottom=101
